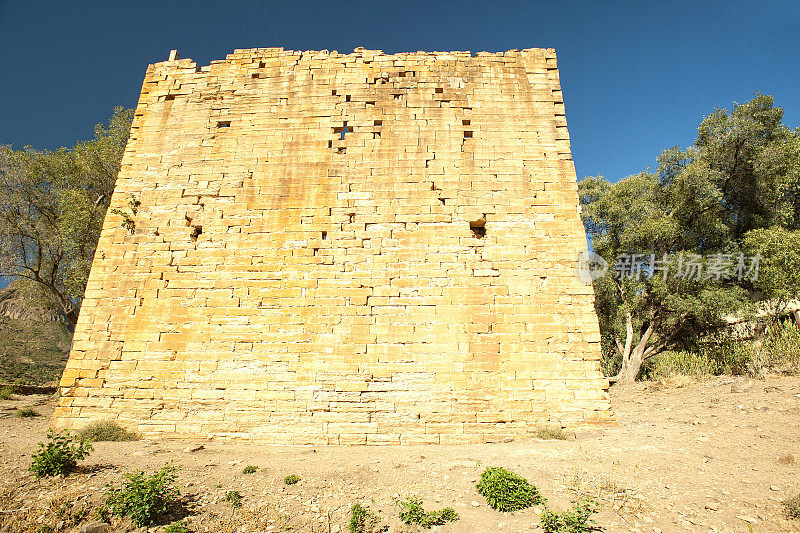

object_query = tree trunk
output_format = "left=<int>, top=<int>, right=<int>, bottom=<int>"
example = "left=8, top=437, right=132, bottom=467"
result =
left=611, top=309, right=656, bottom=384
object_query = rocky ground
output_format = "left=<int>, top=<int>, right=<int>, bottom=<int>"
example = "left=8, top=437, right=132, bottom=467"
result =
left=1, top=374, right=799, bottom=532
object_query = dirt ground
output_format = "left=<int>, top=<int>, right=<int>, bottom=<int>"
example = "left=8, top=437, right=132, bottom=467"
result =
left=1, top=375, right=798, bottom=533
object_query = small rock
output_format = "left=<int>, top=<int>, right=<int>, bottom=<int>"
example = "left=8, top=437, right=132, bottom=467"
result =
left=731, top=379, right=752, bottom=393
left=770, top=485, right=780, bottom=491
left=471, top=501, right=481, bottom=507
left=184, top=444, right=205, bottom=453
left=736, top=515, right=758, bottom=524
left=80, top=521, right=111, bottom=533
left=705, top=502, right=720, bottom=511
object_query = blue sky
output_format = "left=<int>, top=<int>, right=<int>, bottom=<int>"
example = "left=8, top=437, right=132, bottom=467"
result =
left=1, top=0, right=798, bottom=181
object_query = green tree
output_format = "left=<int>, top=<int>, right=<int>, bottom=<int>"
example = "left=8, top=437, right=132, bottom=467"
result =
left=0, top=107, right=132, bottom=328
left=580, top=94, right=800, bottom=382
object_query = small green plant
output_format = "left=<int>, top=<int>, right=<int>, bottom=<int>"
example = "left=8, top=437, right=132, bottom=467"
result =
left=534, top=426, right=568, bottom=440
left=476, top=466, right=543, bottom=512
left=284, top=474, right=301, bottom=485
left=106, top=465, right=180, bottom=527
left=78, top=420, right=138, bottom=442
left=165, top=520, right=190, bottom=533
left=349, top=503, right=387, bottom=533
left=222, top=490, right=243, bottom=508
left=14, top=406, right=38, bottom=418
left=111, top=194, right=141, bottom=234
left=0, top=385, right=17, bottom=400
left=242, top=465, right=258, bottom=474
left=29, top=430, right=93, bottom=477
left=396, top=496, right=459, bottom=528
left=36, top=526, right=55, bottom=533
left=540, top=498, right=599, bottom=533
left=785, top=492, right=800, bottom=519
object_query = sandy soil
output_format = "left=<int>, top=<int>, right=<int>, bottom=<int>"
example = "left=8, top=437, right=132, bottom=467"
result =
left=1, top=375, right=798, bottom=533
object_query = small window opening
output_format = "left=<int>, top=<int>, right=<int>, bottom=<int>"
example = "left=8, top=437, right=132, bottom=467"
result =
left=333, top=121, right=352, bottom=140
left=259, top=61, right=265, bottom=68
left=348, top=213, right=355, bottom=223
left=372, top=132, right=381, bottom=139
left=216, top=121, right=231, bottom=128
left=439, top=198, right=446, bottom=205
left=251, top=73, right=260, bottom=79
left=399, top=71, right=405, bottom=77
left=463, top=131, right=473, bottom=139
left=392, top=93, right=402, bottom=100
left=435, top=87, right=444, bottom=94
left=470, top=218, right=486, bottom=239
left=346, top=95, right=351, bottom=102
left=327, top=140, right=333, bottom=148
left=164, top=95, right=175, bottom=101
left=374, top=120, right=382, bottom=126
left=366, top=101, right=375, bottom=106
left=332, top=90, right=337, bottom=96
left=190, top=225, right=203, bottom=242
left=321, top=231, right=327, bottom=240
left=313, top=247, right=319, bottom=256
left=462, top=119, right=470, bottom=126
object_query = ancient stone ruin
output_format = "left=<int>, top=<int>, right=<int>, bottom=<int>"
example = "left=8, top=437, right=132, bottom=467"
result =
left=51, top=47, right=613, bottom=443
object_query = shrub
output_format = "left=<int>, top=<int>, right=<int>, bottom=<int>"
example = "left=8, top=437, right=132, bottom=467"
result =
left=540, top=498, right=599, bottom=533
left=78, top=420, right=138, bottom=442
left=284, top=474, right=301, bottom=485
left=0, top=385, right=17, bottom=400
left=476, top=466, right=543, bottom=512
left=14, top=406, right=38, bottom=418
left=29, top=430, right=93, bottom=477
left=106, top=465, right=180, bottom=527
left=762, top=321, right=800, bottom=371
left=348, top=503, right=386, bottom=533
left=165, top=521, right=190, bottom=533
left=396, top=496, right=459, bottom=528
left=534, top=426, right=568, bottom=440
left=222, top=490, right=242, bottom=508
left=242, top=465, right=258, bottom=474
left=649, top=350, right=719, bottom=380
left=785, top=493, right=800, bottom=520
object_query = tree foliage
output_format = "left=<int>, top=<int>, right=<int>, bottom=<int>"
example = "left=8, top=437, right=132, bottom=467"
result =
left=0, top=107, right=132, bottom=327
left=580, top=94, right=800, bottom=382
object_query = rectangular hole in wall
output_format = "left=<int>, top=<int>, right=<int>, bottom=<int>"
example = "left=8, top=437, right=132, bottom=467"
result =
left=332, top=90, right=337, bottom=96
left=327, top=140, right=332, bottom=148
left=164, top=95, right=175, bottom=101
left=435, top=87, right=444, bottom=94
left=366, top=101, right=375, bottom=106
left=321, top=231, right=327, bottom=240
left=374, top=120, right=382, bottom=126
left=259, top=61, right=265, bottom=68
left=463, top=131, right=473, bottom=139
left=251, top=73, right=260, bottom=79
left=470, top=218, right=486, bottom=239
left=346, top=95, right=351, bottom=102
left=462, top=119, right=470, bottom=126
left=372, top=132, right=381, bottom=139
left=392, top=93, right=402, bottom=100
left=217, top=121, right=231, bottom=128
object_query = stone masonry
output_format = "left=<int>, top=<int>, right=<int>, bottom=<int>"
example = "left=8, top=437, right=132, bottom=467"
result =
left=51, top=47, right=613, bottom=443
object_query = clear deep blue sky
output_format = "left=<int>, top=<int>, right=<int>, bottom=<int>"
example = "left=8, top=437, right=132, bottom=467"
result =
left=1, top=0, right=798, bottom=181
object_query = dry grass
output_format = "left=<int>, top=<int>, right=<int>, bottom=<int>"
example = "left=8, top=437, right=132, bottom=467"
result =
left=77, top=420, right=138, bottom=442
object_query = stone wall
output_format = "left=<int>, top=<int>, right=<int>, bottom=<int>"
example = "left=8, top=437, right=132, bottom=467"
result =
left=51, top=47, right=613, bottom=443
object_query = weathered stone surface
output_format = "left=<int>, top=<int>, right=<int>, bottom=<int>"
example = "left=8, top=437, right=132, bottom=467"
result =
left=51, top=47, right=613, bottom=443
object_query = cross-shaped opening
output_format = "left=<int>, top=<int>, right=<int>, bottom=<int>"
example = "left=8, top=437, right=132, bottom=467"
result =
left=333, top=121, right=353, bottom=140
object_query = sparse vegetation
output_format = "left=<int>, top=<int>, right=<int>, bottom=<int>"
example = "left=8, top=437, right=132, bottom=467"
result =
left=222, top=490, right=243, bottom=508
left=78, top=420, right=138, bottom=442
left=0, top=385, right=16, bottom=400
left=14, top=406, right=37, bottom=418
left=105, top=465, right=181, bottom=527
left=349, top=503, right=386, bottom=533
left=476, top=466, right=543, bottom=512
left=785, top=493, right=800, bottom=520
left=242, top=465, right=258, bottom=474
left=165, top=521, right=190, bottom=533
left=534, top=426, right=569, bottom=440
left=284, top=474, right=301, bottom=485
left=29, top=430, right=93, bottom=477
left=540, top=498, right=599, bottom=532
left=396, top=496, right=459, bottom=528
